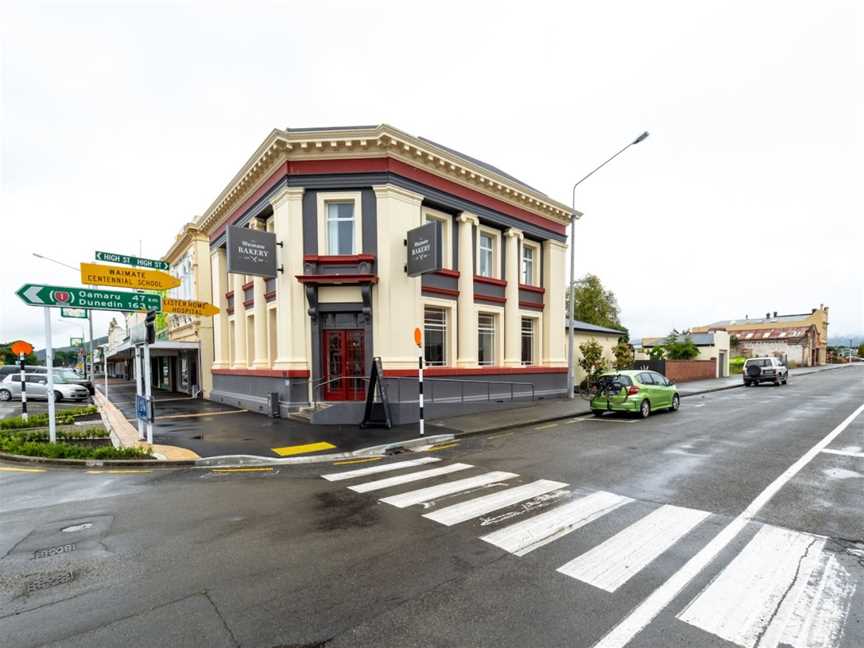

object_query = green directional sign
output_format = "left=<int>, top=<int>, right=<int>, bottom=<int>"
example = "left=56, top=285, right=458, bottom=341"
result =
left=95, top=250, right=169, bottom=271
left=61, top=307, right=89, bottom=319
left=16, top=284, right=161, bottom=313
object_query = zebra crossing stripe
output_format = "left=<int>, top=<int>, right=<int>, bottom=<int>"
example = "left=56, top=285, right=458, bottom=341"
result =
left=556, top=504, right=710, bottom=592
left=322, top=456, right=441, bottom=482
left=348, top=463, right=473, bottom=493
left=480, top=491, right=632, bottom=556
left=677, top=525, right=824, bottom=648
left=423, top=479, right=568, bottom=526
left=380, top=471, right=518, bottom=508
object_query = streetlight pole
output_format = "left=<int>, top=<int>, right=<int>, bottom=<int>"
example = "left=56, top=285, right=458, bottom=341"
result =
left=32, top=252, right=95, bottom=381
left=566, top=132, right=649, bottom=399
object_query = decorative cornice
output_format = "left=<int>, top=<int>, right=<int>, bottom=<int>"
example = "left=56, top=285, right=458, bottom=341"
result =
left=195, top=125, right=574, bottom=235
left=269, top=185, right=305, bottom=210
left=163, top=222, right=207, bottom=263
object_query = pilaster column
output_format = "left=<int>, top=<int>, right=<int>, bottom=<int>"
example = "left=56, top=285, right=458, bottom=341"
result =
left=210, top=247, right=230, bottom=369
left=456, top=212, right=479, bottom=367
left=503, top=228, right=523, bottom=366
left=542, top=238, right=567, bottom=366
left=271, top=187, right=309, bottom=370
left=231, top=272, right=248, bottom=368
left=251, top=220, right=269, bottom=368
left=372, top=185, right=424, bottom=369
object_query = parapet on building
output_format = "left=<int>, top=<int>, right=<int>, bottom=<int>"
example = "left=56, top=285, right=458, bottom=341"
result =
left=194, top=125, right=575, bottom=423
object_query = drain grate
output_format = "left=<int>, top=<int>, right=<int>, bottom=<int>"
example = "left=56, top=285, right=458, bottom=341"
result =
left=33, top=543, right=77, bottom=560
left=26, top=571, right=75, bottom=594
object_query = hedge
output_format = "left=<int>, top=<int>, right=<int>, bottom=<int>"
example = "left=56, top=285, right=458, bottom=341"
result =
left=0, top=434, right=152, bottom=460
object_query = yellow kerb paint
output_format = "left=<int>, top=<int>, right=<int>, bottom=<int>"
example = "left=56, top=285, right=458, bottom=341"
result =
left=271, top=441, right=336, bottom=457
left=332, top=457, right=383, bottom=465
left=0, top=466, right=47, bottom=473
left=427, top=442, right=460, bottom=452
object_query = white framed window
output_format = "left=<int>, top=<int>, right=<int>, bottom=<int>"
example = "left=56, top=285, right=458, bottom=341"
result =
left=521, top=317, right=536, bottom=365
left=476, top=226, right=500, bottom=278
left=521, top=240, right=540, bottom=286
left=316, top=192, right=363, bottom=256
left=170, top=251, right=195, bottom=301
left=424, top=209, right=452, bottom=269
left=424, top=306, right=447, bottom=366
left=478, top=312, right=497, bottom=365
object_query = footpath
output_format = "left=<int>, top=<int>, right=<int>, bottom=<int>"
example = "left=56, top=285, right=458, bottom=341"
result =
left=93, top=364, right=852, bottom=462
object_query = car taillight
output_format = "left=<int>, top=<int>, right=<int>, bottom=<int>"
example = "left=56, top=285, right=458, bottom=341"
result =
left=627, top=386, right=640, bottom=396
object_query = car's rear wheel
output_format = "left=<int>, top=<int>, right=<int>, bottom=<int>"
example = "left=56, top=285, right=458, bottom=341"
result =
left=782, top=373, right=788, bottom=385
left=744, top=380, right=751, bottom=387
left=0, top=389, right=10, bottom=401
left=53, top=390, right=63, bottom=403
left=639, top=399, right=651, bottom=418
left=671, top=394, right=680, bottom=411
left=592, top=410, right=604, bottom=417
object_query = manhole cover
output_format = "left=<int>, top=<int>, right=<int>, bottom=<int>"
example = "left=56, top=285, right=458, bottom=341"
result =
left=61, top=523, right=93, bottom=533
left=26, top=571, right=75, bottom=594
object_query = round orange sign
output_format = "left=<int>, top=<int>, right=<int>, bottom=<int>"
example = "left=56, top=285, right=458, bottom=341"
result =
left=413, top=327, right=422, bottom=347
left=10, top=340, right=33, bottom=356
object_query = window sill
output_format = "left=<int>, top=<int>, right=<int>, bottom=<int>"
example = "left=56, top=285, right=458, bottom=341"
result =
left=474, top=275, right=507, bottom=287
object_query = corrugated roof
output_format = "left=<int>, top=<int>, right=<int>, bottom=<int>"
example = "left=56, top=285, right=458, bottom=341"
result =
left=566, top=319, right=626, bottom=336
left=734, top=326, right=813, bottom=341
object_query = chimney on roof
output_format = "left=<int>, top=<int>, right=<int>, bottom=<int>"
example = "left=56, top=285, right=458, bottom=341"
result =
left=773, top=311, right=778, bottom=318
left=766, top=312, right=771, bottom=320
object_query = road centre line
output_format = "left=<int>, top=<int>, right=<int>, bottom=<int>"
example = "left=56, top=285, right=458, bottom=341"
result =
left=0, top=466, right=47, bottom=473
left=533, top=423, right=558, bottom=430
left=821, top=448, right=864, bottom=458
left=593, top=400, right=864, bottom=648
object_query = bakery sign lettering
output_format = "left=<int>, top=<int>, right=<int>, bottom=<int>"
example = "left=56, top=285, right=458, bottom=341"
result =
left=226, top=225, right=278, bottom=278
left=406, top=221, right=442, bottom=277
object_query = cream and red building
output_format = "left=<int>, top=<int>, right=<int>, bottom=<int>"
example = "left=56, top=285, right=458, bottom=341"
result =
left=194, top=124, right=575, bottom=423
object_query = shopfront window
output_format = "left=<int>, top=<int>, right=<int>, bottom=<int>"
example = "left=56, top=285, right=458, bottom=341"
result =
left=478, top=313, right=496, bottom=366
left=424, top=307, right=447, bottom=366
left=521, top=317, right=536, bottom=365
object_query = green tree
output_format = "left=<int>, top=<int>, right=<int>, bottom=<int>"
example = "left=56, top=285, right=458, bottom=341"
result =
left=664, top=333, right=700, bottom=360
left=566, top=274, right=622, bottom=329
left=578, top=338, right=608, bottom=384
left=613, top=338, right=634, bottom=370
left=857, top=343, right=864, bottom=358
left=648, top=345, right=665, bottom=360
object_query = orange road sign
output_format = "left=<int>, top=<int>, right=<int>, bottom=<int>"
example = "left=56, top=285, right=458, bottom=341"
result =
left=10, top=340, right=33, bottom=356
left=161, top=298, right=220, bottom=317
left=80, top=262, right=180, bottom=291
left=414, top=327, right=422, bottom=347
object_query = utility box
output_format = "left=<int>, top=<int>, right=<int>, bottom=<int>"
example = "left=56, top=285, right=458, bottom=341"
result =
left=268, top=392, right=281, bottom=419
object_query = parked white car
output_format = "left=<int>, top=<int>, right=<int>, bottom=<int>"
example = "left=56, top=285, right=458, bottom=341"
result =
left=743, top=357, right=789, bottom=387
left=0, top=373, right=90, bottom=402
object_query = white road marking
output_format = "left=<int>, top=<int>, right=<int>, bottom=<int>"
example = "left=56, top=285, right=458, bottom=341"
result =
left=321, top=457, right=441, bottom=481
left=348, top=463, right=473, bottom=493
left=423, top=479, right=568, bottom=526
left=380, top=471, right=518, bottom=508
left=677, top=525, right=823, bottom=647
left=480, top=491, right=632, bottom=557
left=821, top=448, right=864, bottom=459
left=557, top=505, right=710, bottom=592
left=592, top=400, right=864, bottom=648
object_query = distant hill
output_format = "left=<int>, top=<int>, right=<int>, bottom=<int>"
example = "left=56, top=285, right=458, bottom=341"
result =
left=828, top=335, right=863, bottom=347
left=35, top=335, right=109, bottom=360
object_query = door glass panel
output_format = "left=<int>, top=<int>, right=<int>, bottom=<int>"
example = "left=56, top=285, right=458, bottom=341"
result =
left=328, top=333, right=343, bottom=393
left=346, top=331, right=365, bottom=397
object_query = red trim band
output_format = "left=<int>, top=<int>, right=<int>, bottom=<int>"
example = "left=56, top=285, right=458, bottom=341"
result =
left=519, top=301, right=544, bottom=310
left=213, top=368, right=310, bottom=378
left=422, top=286, right=459, bottom=298
left=384, top=366, right=567, bottom=377
left=242, top=281, right=254, bottom=290
left=475, top=295, right=506, bottom=304
left=434, top=268, right=460, bottom=278
left=226, top=308, right=234, bottom=315
left=242, top=299, right=254, bottom=308
left=474, top=275, right=507, bottom=287
left=225, top=290, right=234, bottom=298
left=265, top=291, right=276, bottom=302
left=295, top=274, right=378, bottom=284
left=519, top=283, right=545, bottom=294
left=304, top=254, right=376, bottom=264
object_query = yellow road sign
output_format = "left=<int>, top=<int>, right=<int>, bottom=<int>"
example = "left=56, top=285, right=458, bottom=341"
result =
left=162, top=298, right=220, bottom=317
left=80, top=262, right=180, bottom=291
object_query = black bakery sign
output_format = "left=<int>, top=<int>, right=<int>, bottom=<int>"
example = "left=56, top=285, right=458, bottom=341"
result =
left=406, top=221, right=442, bottom=277
left=226, top=225, right=278, bottom=278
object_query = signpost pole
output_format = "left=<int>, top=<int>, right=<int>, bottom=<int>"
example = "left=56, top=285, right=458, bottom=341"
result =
left=414, top=328, right=424, bottom=436
left=87, top=310, right=94, bottom=380
left=104, top=350, right=108, bottom=401
left=143, top=341, right=154, bottom=445
left=134, top=346, right=145, bottom=441
left=19, top=353, right=27, bottom=422
left=44, top=308, right=56, bottom=444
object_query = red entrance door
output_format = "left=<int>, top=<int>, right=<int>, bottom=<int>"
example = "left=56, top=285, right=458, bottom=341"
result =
left=322, top=330, right=366, bottom=400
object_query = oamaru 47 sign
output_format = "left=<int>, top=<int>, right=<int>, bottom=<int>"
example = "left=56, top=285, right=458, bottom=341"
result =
left=16, top=284, right=162, bottom=313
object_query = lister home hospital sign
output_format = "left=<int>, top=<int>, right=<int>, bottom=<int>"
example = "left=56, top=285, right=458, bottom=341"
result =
left=226, top=225, right=278, bottom=278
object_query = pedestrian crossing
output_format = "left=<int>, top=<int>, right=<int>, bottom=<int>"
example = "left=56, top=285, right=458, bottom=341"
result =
left=319, top=459, right=859, bottom=648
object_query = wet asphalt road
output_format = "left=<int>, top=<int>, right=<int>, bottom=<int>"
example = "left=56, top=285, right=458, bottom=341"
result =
left=0, top=366, right=862, bottom=648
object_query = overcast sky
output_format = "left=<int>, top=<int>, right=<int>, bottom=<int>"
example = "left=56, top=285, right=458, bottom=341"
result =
left=1, top=1, right=861, bottom=350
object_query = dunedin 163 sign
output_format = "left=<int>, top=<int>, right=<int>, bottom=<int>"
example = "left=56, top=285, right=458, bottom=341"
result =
left=226, top=226, right=278, bottom=278
left=406, top=221, right=442, bottom=277
left=16, top=284, right=162, bottom=313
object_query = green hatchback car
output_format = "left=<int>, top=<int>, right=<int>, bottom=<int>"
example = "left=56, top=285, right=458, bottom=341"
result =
left=590, top=370, right=680, bottom=418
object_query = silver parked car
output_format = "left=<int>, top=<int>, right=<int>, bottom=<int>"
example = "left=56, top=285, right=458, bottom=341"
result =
left=0, top=373, right=91, bottom=402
